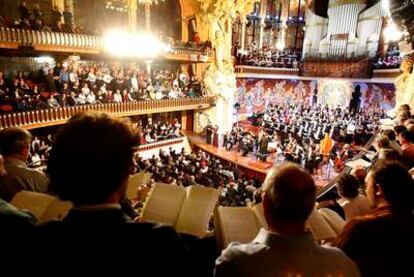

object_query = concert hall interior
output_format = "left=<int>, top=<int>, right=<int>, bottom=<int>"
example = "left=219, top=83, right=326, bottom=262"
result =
left=0, top=0, right=414, bottom=276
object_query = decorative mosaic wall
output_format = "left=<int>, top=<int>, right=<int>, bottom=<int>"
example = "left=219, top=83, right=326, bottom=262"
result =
left=235, top=78, right=396, bottom=115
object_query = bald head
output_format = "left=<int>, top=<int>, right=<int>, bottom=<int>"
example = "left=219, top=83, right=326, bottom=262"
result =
left=263, top=163, right=316, bottom=223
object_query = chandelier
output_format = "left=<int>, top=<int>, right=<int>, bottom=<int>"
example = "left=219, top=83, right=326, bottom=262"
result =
left=105, top=0, right=128, bottom=13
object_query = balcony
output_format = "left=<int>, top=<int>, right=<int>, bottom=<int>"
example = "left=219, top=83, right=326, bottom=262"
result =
left=372, top=68, right=400, bottom=79
left=0, top=97, right=215, bottom=130
left=0, top=27, right=214, bottom=62
left=0, top=27, right=101, bottom=54
left=302, top=58, right=371, bottom=78
left=235, top=65, right=300, bottom=77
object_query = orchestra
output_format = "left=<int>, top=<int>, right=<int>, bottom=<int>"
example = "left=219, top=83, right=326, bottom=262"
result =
left=222, top=102, right=383, bottom=174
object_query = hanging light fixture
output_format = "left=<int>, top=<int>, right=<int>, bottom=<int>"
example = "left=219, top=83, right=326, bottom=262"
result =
left=105, top=0, right=129, bottom=13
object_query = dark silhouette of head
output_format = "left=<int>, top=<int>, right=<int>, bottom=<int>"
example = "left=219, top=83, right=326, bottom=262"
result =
left=47, top=113, right=138, bottom=205
left=263, top=163, right=316, bottom=225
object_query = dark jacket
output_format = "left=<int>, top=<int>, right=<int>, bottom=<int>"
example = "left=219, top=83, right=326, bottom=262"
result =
left=337, top=206, right=414, bottom=276
left=32, top=208, right=192, bottom=275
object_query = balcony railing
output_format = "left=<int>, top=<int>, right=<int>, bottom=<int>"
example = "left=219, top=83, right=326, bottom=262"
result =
left=235, top=65, right=300, bottom=76
left=302, top=57, right=371, bottom=78
left=0, top=27, right=214, bottom=61
left=372, top=68, right=400, bottom=79
left=0, top=27, right=101, bottom=53
left=0, top=97, right=215, bottom=130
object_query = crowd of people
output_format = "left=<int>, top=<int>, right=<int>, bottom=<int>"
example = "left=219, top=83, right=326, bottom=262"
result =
left=235, top=43, right=301, bottom=68
left=0, top=62, right=204, bottom=113
left=0, top=109, right=413, bottom=276
left=225, top=102, right=383, bottom=175
left=372, top=46, right=403, bottom=69
left=0, top=1, right=77, bottom=34
left=24, top=118, right=183, bottom=170
left=135, top=149, right=262, bottom=208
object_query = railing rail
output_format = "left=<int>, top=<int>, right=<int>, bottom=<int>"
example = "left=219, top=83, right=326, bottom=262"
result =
left=235, top=65, right=300, bottom=76
left=0, top=27, right=213, bottom=59
left=0, top=27, right=101, bottom=50
left=0, top=97, right=215, bottom=130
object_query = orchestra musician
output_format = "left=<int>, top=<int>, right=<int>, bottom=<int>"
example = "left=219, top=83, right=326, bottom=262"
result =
left=205, top=123, right=214, bottom=145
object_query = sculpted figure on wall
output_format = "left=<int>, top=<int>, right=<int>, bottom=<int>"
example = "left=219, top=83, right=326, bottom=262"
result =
left=390, top=53, right=414, bottom=117
left=196, top=0, right=255, bottom=101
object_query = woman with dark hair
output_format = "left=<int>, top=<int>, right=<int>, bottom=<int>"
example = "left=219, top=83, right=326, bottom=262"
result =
left=336, top=174, right=371, bottom=221
left=337, top=161, right=414, bottom=276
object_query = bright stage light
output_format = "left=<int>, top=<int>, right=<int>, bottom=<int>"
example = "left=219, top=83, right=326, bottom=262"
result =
left=381, top=0, right=390, bottom=15
left=276, top=40, right=285, bottom=51
left=383, top=20, right=404, bottom=42
left=34, top=56, right=55, bottom=64
left=104, top=30, right=171, bottom=58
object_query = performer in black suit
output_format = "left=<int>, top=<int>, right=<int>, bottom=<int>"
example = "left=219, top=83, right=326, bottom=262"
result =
left=349, top=85, right=362, bottom=114
left=31, top=113, right=191, bottom=275
left=257, top=132, right=270, bottom=161
left=205, top=123, right=214, bottom=145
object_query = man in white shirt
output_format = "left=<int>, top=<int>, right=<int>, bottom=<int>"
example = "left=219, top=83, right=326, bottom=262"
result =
left=0, top=128, right=49, bottom=201
left=215, top=163, right=360, bottom=277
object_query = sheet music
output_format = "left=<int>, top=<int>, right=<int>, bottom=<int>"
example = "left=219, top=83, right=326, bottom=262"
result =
left=10, top=191, right=56, bottom=220
left=40, top=200, right=72, bottom=223
left=307, top=209, right=337, bottom=241
left=140, top=183, right=186, bottom=227
left=346, top=158, right=372, bottom=169
left=175, top=186, right=219, bottom=238
left=318, top=208, right=346, bottom=235
left=217, top=207, right=262, bottom=248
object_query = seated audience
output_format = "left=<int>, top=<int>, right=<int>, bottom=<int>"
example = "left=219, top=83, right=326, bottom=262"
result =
left=337, top=161, right=414, bottom=276
left=0, top=127, right=49, bottom=202
left=0, top=153, right=36, bottom=230
left=336, top=174, right=371, bottom=221
left=34, top=113, right=191, bottom=274
left=215, top=163, right=359, bottom=277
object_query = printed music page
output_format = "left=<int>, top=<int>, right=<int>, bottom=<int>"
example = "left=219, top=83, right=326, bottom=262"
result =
left=216, top=206, right=263, bottom=249
left=250, top=202, right=269, bottom=230
left=318, top=208, right=346, bottom=235
left=346, top=158, right=372, bottom=169
left=126, top=172, right=143, bottom=200
left=175, top=185, right=219, bottom=238
left=10, top=191, right=56, bottom=221
left=307, top=208, right=337, bottom=241
left=140, top=183, right=186, bottom=227
left=40, top=200, right=72, bottom=223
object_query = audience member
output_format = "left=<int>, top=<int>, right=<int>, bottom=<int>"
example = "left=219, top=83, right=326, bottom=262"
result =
left=337, top=161, right=414, bottom=276
left=35, top=113, right=191, bottom=274
left=215, top=163, right=360, bottom=277
left=336, top=174, right=371, bottom=221
left=0, top=127, right=48, bottom=202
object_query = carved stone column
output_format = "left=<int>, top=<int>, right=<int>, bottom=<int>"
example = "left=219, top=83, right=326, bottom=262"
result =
left=52, top=0, right=65, bottom=12
left=258, top=0, right=267, bottom=48
left=277, top=0, right=290, bottom=50
left=259, top=21, right=266, bottom=48
left=145, top=3, right=151, bottom=31
left=64, top=0, right=74, bottom=18
left=128, top=0, right=138, bottom=32
left=240, top=18, right=247, bottom=52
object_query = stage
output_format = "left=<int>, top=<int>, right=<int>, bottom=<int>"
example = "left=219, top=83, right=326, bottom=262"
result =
left=183, top=131, right=337, bottom=187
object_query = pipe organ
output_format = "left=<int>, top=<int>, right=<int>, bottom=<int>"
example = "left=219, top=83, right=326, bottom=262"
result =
left=303, top=0, right=386, bottom=58
left=302, top=11, right=328, bottom=58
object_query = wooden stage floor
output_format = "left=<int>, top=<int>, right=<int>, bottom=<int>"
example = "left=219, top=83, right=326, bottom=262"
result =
left=183, top=131, right=336, bottom=187
left=184, top=131, right=272, bottom=175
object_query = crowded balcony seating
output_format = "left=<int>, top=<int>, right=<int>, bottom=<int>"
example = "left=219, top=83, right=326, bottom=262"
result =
left=1, top=1, right=80, bottom=34
left=372, top=46, right=403, bottom=70
left=0, top=62, right=206, bottom=114
left=236, top=43, right=301, bottom=69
